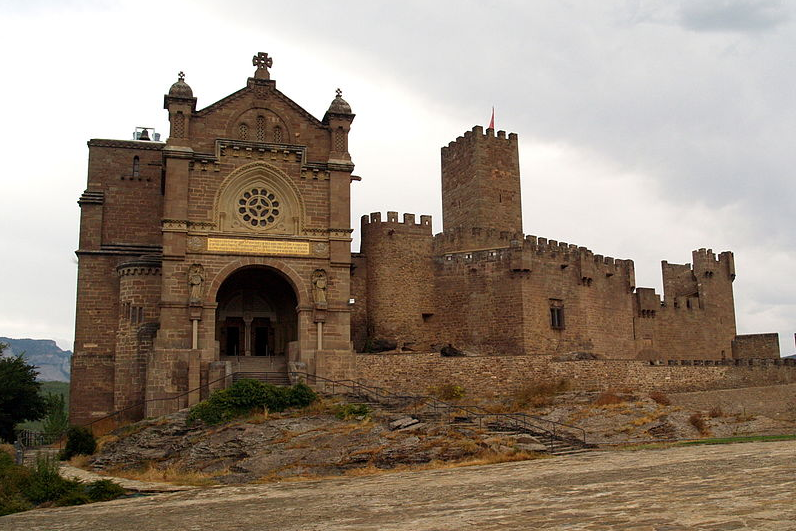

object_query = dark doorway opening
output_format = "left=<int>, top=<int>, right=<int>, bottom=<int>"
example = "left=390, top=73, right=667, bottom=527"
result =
left=215, top=267, right=298, bottom=358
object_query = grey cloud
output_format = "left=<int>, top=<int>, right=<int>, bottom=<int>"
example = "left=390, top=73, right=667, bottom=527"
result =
left=679, top=0, right=790, bottom=33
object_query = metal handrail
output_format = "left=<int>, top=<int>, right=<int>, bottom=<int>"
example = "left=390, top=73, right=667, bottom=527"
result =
left=290, top=371, right=588, bottom=452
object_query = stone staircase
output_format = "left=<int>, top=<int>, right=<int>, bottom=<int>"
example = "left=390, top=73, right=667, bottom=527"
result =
left=348, top=395, right=593, bottom=457
left=227, top=356, right=291, bottom=386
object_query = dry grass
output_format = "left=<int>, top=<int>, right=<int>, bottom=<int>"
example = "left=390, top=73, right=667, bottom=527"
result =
left=649, top=392, right=671, bottom=406
left=512, top=379, right=570, bottom=409
left=251, top=447, right=549, bottom=484
left=96, top=434, right=119, bottom=452
left=709, top=405, right=724, bottom=418
left=108, top=462, right=223, bottom=486
left=67, top=454, right=92, bottom=468
left=593, top=392, right=624, bottom=406
left=689, top=413, right=710, bottom=436
left=0, top=443, right=15, bottom=459
left=347, top=444, right=388, bottom=459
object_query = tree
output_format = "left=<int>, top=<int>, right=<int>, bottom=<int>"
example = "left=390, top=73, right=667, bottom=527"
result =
left=42, top=393, right=69, bottom=439
left=0, top=343, right=49, bottom=442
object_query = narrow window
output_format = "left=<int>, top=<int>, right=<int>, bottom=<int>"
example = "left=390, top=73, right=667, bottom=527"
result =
left=239, top=123, right=248, bottom=140
left=273, top=125, right=282, bottom=143
left=549, top=299, right=565, bottom=329
left=256, top=115, right=265, bottom=142
left=132, top=156, right=140, bottom=178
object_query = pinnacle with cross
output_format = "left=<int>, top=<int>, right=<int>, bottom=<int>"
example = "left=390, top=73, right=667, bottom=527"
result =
left=178, top=71, right=185, bottom=82
left=336, top=88, right=342, bottom=97
left=252, top=52, right=273, bottom=79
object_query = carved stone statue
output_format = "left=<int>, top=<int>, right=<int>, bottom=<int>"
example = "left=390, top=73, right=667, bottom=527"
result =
left=312, top=269, right=328, bottom=306
left=188, top=264, right=204, bottom=303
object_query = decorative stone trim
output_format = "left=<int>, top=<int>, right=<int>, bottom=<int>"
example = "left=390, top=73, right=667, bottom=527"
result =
left=117, top=255, right=162, bottom=276
left=88, top=139, right=164, bottom=151
left=162, top=219, right=188, bottom=230
left=78, top=190, right=104, bottom=205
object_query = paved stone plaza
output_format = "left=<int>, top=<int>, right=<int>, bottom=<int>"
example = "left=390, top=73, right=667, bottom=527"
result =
left=4, top=441, right=795, bottom=530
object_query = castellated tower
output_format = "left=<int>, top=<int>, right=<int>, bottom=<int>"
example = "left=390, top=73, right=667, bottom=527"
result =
left=441, top=125, right=522, bottom=236
left=357, top=212, right=435, bottom=350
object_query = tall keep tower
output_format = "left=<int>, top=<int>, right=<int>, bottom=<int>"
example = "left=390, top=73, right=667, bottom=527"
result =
left=441, top=125, right=522, bottom=234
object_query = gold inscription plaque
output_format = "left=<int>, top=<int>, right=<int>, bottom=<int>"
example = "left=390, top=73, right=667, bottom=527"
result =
left=207, top=238, right=310, bottom=256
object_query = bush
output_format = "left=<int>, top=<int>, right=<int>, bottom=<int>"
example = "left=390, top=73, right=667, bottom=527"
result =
left=188, top=380, right=318, bottom=426
left=333, top=403, right=371, bottom=420
left=56, top=490, right=92, bottom=506
left=649, top=392, right=671, bottom=406
left=84, top=479, right=126, bottom=502
left=0, top=450, right=124, bottom=515
left=22, top=454, right=74, bottom=504
left=60, top=426, right=97, bottom=461
left=709, top=405, right=724, bottom=418
left=689, top=413, right=709, bottom=435
left=430, top=384, right=466, bottom=401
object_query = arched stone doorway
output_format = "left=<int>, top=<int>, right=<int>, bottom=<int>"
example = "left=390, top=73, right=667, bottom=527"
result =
left=215, top=267, right=298, bottom=372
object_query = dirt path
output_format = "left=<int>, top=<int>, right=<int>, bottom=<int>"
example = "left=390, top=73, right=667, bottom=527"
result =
left=4, top=440, right=796, bottom=530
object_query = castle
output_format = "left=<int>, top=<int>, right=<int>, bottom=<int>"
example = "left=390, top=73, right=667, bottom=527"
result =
left=70, top=54, right=781, bottom=424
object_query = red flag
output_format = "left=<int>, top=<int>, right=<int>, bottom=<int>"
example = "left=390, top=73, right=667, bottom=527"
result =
left=488, top=107, right=495, bottom=129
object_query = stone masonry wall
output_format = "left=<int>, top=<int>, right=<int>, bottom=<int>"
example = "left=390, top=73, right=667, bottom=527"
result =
left=354, top=352, right=796, bottom=397
left=733, top=333, right=781, bottom=359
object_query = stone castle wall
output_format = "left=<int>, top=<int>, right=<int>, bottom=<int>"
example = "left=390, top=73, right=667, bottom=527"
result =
left=352, top=352, right=796, bottom=396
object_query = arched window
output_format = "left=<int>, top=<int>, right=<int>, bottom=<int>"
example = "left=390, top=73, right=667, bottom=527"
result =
left=132, top=156, right=140, bottom=178
left=273, top=125, right=282, bottom=143
left=239, top=123, right=248, bottom=140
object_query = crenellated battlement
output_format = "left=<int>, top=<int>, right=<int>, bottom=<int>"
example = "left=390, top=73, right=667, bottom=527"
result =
left=432, top=226, right=521, bottom=254
left=361, top=211, right=433, bottom=237
left=441, top=125, right=519, bottom=155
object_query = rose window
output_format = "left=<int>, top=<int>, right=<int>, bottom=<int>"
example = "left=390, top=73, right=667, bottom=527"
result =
left=237, top=188, right=280, bottom=227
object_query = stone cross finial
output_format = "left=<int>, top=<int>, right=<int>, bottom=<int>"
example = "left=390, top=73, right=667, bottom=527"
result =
left=336, top=88, right=342, bottom=97
left=178, top=71, right=185, bottom=82
left=252, top=52, right=273, bottom=79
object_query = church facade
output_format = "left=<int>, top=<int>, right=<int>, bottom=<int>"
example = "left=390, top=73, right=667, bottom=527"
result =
left=70, top=53, right=779, bottom=424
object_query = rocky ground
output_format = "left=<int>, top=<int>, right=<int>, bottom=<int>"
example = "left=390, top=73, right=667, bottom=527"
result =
left=533, top=388, right=795, bottom=444
left=88, top=401, right=547, bottom=484
left=9, top=440, right=796, bottom=530
left=84, top=384, right=796, bottom=485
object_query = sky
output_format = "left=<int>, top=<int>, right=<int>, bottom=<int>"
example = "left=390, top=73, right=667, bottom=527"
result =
left=0, top=0, right=793, bottom=355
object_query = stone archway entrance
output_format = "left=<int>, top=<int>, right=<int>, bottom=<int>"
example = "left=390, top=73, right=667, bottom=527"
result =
left=216, top=267, right=298, bottom=373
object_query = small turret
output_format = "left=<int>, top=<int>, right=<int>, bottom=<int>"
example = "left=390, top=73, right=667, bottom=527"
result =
left=163, top=71, right=196, bottom=143
left=323, top=88, right=355, bottom=163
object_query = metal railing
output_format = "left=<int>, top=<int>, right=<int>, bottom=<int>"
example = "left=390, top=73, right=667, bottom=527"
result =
left=290, top=371, right=589, bottom=453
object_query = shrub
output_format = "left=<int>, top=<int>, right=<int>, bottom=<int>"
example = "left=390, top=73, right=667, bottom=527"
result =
left=334, top=403, right=371, bottom=420
left=42, top=393, right=70, bottom=439
left=649, top=392, right=671, bottom=406
left=84, top=479, right=126, bottom=502
left=514, top=379, right=570, bottom=408
left=689, top=413, right=709, bottom=435
left=22, top=454, right=74, bottom=504
left=188, top=380, right=318, bottom=426
left=60, top=426, right=97, bottom=461
left=593, top=392, right=623, bottom=406
left=430, top=384, right=466, bottom=401
left=0, top=450, right=124, bottom=515
left=709, top=405, right=724, bottom=418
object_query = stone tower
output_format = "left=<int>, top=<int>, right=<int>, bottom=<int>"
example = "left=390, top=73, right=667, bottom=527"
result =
left=441, top=125, right=522, bottom=234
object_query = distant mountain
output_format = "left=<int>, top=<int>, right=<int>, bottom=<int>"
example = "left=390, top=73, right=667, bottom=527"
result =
left=0, top=337, right=71, bottom=382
